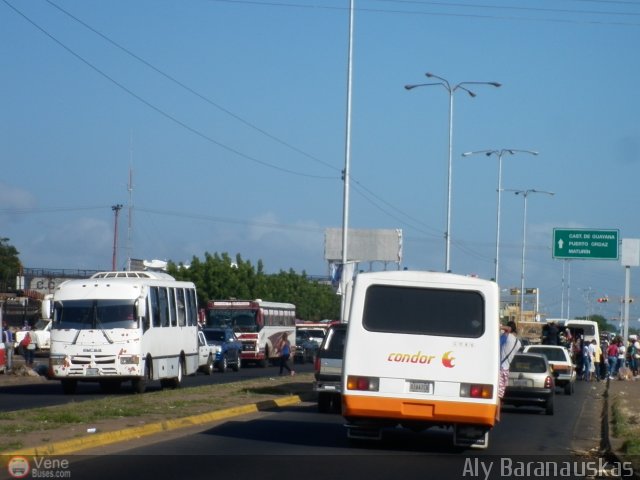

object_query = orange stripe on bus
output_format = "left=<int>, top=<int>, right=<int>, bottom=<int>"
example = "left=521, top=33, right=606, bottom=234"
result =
left=342, top=395, right=497, bottom=427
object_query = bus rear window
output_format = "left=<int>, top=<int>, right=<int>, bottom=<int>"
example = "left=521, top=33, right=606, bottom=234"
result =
left=362, top=285, right=484, bottom=338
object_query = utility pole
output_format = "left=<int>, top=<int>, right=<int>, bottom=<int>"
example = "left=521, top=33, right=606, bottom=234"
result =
left=111, top=204, right=123, bottom=271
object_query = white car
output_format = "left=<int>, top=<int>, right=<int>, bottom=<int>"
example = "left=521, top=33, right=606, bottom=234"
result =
left=15, top=319, right=52, bottom=352
left=523, top=344, right=576, bottom=395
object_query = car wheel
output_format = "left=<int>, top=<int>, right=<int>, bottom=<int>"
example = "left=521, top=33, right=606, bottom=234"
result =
left=218, top=355, right=228, bottom=373
left=564, top=382, right=572, bottom=395
left=318, top=393, right=332, bottom=413
left=545, top=397, right=554, bottom=416
left=231, top=352, right=240, bottom=372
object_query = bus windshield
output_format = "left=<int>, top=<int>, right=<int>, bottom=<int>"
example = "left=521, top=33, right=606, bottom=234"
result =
left=53, top=299, right=138, bottom=330
left=206, top=309, right=258, bottom=333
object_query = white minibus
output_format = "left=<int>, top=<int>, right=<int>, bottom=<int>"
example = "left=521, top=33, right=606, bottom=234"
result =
left=342, top=271, right=500, bottom=449
left=49, top=271, right=199, bottom=394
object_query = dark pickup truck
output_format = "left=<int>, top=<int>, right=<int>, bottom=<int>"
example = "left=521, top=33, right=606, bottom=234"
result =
left=313, top=323, right=347, bottom=413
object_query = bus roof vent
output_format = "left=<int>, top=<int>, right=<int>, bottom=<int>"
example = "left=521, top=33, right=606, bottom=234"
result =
left=90, top=271, right=175, bottom=280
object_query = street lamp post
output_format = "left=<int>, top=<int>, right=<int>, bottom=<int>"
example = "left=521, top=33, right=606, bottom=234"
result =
left=505, top=189, right=554, bottom=322
left=461, top=149, right=538, bottom=284
left=405, top=72, right=501, bottom=273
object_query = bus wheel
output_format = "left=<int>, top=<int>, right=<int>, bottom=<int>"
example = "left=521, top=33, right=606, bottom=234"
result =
left=171, top=358, right=184, bottom=388
left=61, top=379, right=77, bottom=395
left=205, top=355, right=214, bottom=375
left=132, top=360, right=151, bottom=394
left=259, top=347, right=268, bottom=368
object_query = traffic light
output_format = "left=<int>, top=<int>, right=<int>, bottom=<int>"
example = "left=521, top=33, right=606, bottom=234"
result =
left=597, top=297, right=609, bottom=303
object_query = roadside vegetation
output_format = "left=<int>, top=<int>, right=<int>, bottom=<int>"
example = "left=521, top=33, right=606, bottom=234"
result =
left=611, top=393, right=640, bottom=456
left=0, top=373, right=313, bottom=453
left=168, top=252, right=340, bottom=320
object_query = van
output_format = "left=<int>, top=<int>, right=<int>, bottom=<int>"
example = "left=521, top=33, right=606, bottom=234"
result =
left=341, top=271, right=500, bottom=449
left=564, top=319, right=600, bottom=347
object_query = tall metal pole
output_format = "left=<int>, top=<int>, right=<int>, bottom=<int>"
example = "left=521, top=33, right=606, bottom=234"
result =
left=624, top=266, right=631, bottom=342
left=445, top=89, right=453, bottom=272
left=405, top=74, right=500, bottom=273
left=506, top=189, right=554, bottom=322
left=339, top=0, right=355, bottom=323
left=567, top=260, right=572, bottom=320
left=462, top=149, right=538, bottom=284
left=112, top=204, right=123, bottom=271
left=520, top=192, right=529, bottom=322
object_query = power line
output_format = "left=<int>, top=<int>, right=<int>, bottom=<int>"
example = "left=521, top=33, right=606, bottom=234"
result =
left=3, top=0, right=336, bottom=180
left=44, top=0, right=342, bottom=175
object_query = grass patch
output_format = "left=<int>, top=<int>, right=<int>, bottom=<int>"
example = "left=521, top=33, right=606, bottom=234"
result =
left=0, top=441, right=23, bottom=451
left=0, top=373, right=314, bottom=453
left=611, top=393, right=640, bottom=456
left=611, top=396, right=630, bottom=437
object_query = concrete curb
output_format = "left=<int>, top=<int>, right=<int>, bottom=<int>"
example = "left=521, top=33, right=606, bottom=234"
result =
left=5, top=394, right=306, bottom=456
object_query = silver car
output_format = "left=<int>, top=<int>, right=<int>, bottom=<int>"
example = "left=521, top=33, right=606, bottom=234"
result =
left=503, top=353, right=555, bottom=415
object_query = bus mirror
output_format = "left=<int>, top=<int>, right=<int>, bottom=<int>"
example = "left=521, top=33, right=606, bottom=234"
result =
left=136, top=298, right=147, bottom=319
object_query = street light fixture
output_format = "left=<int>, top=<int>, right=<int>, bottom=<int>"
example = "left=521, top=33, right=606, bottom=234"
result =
left=505, top=189, right=554, bottom=322
left=405, top=72, right=501, bottom=272
left=461, top=149, right=538, bottom=284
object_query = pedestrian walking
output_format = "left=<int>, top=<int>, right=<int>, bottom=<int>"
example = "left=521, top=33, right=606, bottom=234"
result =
left=20, top=323, right=35, bottom=367
left=582, top=340, right=593, bottom=381
left=2, top=321, right=14, bottom=371
left=276, top=332, right=295, bottom=376
left=608, top=339, right=619, bottom=379
left=617, top=339, right=627, bottom=377
left=592, top=340, right=602, bottom=382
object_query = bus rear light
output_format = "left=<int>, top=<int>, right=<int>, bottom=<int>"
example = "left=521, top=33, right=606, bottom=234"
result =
left=460, top=383, right=493, bottom=399
left=346, top=375, right=379, bottom=391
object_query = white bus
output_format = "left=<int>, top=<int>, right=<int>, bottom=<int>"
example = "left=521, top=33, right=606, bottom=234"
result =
left=205, top=299, right=296, bottom=367
left=48, top=271, right=199, bottom=394
left=342, top=271, right=501, bottom=449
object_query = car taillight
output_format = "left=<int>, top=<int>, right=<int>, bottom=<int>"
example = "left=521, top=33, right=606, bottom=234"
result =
left=314, top=356, right=321, bottom=374
left=544, top=376, right=553, bottom=389
left=346, top=375, right=379, bottom=391
left=460, top=383, right=493, bottom=399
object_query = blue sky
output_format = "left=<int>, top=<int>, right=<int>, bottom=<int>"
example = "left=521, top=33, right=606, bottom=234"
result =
left=1, top=0, right=639, bottom=321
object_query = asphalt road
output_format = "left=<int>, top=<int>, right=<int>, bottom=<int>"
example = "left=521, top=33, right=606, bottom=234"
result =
left=38, top=381, right=604, bottom=480
left=0, top=356, right=315, bottom=412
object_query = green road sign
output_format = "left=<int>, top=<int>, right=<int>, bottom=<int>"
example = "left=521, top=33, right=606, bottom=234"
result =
left=553, top=228, right=619, bottom=260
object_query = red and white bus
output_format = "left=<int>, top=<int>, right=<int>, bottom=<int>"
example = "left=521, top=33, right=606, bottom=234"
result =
left=205, top=299, right=296, bottom=367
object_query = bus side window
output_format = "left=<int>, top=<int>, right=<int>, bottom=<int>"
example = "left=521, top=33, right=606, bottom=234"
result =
left=150, top=287, right=160, bottom=328
left=176, top=288, right=186, bottom=327
left=168, top=288, right=177, bottom=327
left=158, top=288, right=170, bottom=327
left=188, top=289, right=198, bottom=326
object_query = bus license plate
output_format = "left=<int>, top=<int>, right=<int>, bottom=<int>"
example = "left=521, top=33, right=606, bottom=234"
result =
left=409, top=381, right=433, bottom=394
left=86, top=368, right=99, bottom=376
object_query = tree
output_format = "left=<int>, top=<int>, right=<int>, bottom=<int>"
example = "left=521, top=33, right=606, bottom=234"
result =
left=0, top=238, right=21, bottom=292
left=168, top=252, right=340, bottom=320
